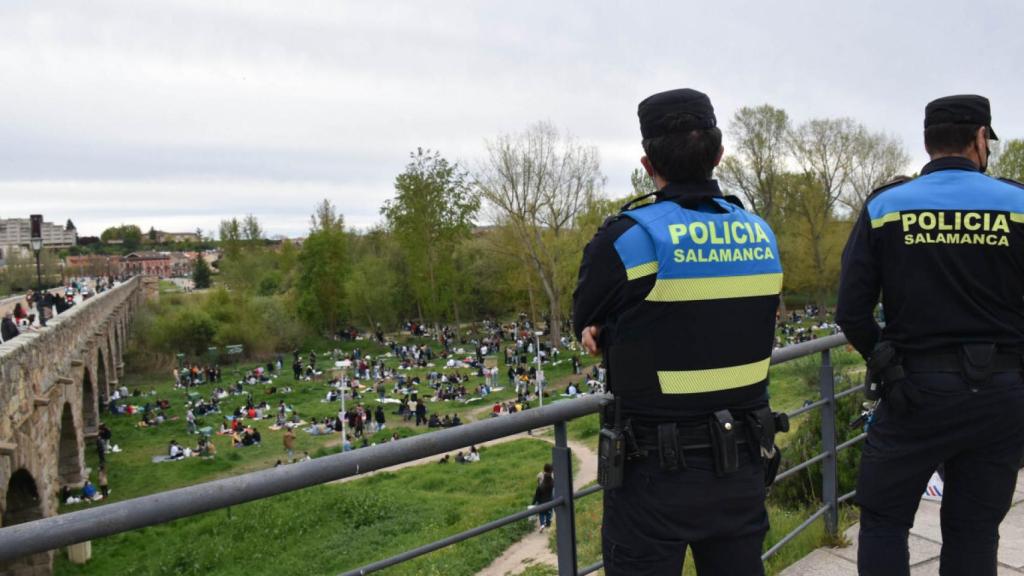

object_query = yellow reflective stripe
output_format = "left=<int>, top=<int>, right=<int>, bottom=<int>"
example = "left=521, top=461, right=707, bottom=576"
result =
left=658, top=357, right=771, bottom=394
left=1011, top=212, right=1024, bottom=224
left=871, top=212, right=901, bottom=229
left=625, top=261, right=658, bottom=280
left=645, top=272, right=783, bottom=302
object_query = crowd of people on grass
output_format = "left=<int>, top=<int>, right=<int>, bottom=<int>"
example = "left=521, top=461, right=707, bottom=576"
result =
left=775, top=305, right=843, bottom=347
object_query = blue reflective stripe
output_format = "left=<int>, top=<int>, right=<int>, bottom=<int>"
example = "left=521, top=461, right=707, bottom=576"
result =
left=867, top=171, right=1024, bottom=222
left=623, top=198, right=782, bottom=280
left=613, top=224, right=657, bottom=274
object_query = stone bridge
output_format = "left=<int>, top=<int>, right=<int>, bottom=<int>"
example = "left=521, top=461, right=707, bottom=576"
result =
left=0, top=277, right=147, bottom=575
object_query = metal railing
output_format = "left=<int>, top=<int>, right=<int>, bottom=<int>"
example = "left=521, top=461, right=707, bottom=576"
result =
left=0, top=333, right=862, bottom=575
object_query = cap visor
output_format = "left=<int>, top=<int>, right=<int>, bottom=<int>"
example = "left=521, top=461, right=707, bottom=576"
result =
left=989, top=125, right=999, bottom=141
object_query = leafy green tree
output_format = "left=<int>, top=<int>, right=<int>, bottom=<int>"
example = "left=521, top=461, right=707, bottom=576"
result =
left=297, top=199, right=349, bottom=335
left=346, top=228, right=403, bottom=328
left=192, top=256, right=212, bottom=289
left=242, top=214, right=264, bottom=242
left=382, top=148, right=479, bottom=326
left=719, top=105, right=791, bottom=225
left=992, top=139, right=1024, bottom=181
left=101, top=224, right=143, bottom=251
left=148, top=226, right=158, bottom=242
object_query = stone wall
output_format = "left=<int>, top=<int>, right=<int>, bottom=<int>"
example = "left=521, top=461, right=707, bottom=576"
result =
left=0, top=277, right=142, bottom=575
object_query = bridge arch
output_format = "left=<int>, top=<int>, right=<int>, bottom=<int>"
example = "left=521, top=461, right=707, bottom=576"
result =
left=96, top=346, right=109, bottom=403
left=81, top=368, right=98, bottom=437
left=0, top=469, right=50, bottom=573
left=57, top=403, right=82, bottom=487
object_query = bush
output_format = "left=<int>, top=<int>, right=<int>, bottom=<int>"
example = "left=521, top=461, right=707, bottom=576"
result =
left=769, top=370, right=864, bottom=510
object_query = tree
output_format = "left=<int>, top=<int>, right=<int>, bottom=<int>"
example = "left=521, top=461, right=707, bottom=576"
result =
left=382, top=148, right=479, bottom=326
left=148, top=226, right=157, bottom=242
left=192, top=255, right=212, bottom=289
left=100, top=224, right=143, bottom=251
left=242, top=214, right=263, bottom=242
left=718, top=105, right=791, bottom=225
left=219, top=218, right=243, bottom=259
left=775, top=173, right=849, bottom=305
left=788, top=118, right=864, bottom=218
left=297, top=199, right=349, bottom=335
left=629, top=167, right=658, bottom=197
left=476, top=122, right=604, bottom=345
left=842, top=131, right=911, bottom=213
left=991, top=139, right=1024, bottom=181
left=346, top=228, right=402, bottom=329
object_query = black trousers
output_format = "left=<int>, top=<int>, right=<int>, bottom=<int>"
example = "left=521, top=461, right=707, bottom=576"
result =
left=858, top=371, right=1024, bottom=576
left=603, top=450, right=767, bottom=576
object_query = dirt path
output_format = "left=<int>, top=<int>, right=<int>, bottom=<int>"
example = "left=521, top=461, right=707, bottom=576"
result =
left=477, top=438, right=598, bottom=576
left=326, top=430, right=544, bottom=485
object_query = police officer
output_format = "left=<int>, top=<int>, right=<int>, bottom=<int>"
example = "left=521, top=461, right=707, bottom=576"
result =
left=836, top=94, right=1024, bottom=576
left=574, top=88, right=784, bottom=576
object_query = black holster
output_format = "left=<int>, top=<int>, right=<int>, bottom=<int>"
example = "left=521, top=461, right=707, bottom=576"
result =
left=746, top=407, right=789, bottom=486
left=961, top=343, right=996, bottom=388
left=710, top=410, right=738, bottom=477
left=597, top=398, right=626, bottom=490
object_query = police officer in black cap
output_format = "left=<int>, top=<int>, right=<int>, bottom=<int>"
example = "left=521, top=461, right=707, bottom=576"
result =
left=574, top=88, right=786, bottom=575
left=837, top=94, right=1024, bottom=576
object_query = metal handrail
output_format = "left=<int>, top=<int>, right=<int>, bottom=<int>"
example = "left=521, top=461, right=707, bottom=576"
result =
left=0, top=332, right=866, bottom=575
left=0, top=395, right=605, bottom=563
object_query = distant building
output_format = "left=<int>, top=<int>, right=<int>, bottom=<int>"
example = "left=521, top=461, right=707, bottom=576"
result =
left=121, top=252, right=172, bottom=277
left=0, top=217, right=77, bottom=267
left=66, top=255, right=122, bottom=278
left=120, top=251, right=195, bottom=278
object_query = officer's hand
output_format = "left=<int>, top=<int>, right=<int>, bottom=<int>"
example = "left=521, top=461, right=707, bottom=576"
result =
left=582, top=325, right=602, bottom=356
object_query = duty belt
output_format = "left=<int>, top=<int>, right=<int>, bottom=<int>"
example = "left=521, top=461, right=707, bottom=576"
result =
left=629, top=421, right=749, bottom=452
left=902, top=351, right=1023, bottom=373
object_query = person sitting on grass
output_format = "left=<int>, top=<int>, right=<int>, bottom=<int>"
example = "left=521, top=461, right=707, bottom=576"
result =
left=428, top=414, right=442, bottom=428
left=169, top=440, right=184, bottom=460
left=466, top=445, right=480, bottom=462
left=81, top=480, right=98, bottom=501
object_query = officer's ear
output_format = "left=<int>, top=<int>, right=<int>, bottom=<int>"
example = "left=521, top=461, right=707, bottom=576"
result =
left=640, top=156, right=656, bottom=177
left=714, top=146, right=724, bottom=168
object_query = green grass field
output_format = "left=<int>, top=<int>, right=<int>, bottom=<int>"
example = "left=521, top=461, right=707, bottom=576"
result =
left=55, top=439, right=552, bottom=576
left=61, top=332, right=599, bottom=511
left=54, top=310, right=859, bottom=575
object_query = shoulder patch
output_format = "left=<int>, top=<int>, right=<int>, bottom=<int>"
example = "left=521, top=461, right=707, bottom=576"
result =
left=866, top=175, right=912, bottom=202
left=999, top=177, right=1024, bottom=190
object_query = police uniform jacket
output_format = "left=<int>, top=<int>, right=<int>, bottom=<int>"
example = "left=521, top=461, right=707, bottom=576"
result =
left=836, top=157, right=1024, bottom=358
left=573, top=180, right=783, bottom=423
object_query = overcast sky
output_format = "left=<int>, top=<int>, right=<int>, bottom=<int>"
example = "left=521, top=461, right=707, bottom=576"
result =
left=1, top=0, right=1022, bottom=238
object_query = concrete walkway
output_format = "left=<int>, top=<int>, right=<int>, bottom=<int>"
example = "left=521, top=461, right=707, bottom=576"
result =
left=782, top=475, right=1024, bottom=574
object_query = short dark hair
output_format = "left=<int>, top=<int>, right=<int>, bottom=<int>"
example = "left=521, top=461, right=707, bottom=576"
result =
left=642, top=122, right=722, bottom=183
left=924, top=123, right=983, bottom=155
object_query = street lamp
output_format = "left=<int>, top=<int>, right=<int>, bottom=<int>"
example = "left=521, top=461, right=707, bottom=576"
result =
left=534, top=330, right=545, bottom=406
left=29, top=215, right=43, bottom=291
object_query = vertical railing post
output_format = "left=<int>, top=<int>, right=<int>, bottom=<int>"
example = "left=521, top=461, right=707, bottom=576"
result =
left=819, top=348, right=839, bottom=539
left=552, top=421, right=578, bottom=575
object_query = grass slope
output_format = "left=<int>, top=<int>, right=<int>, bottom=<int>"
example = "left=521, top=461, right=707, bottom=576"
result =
left=55, top=439, right=551, bottom=576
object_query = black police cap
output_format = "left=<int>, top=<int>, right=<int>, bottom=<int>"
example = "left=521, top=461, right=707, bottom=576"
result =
left=638, top=88, right=717, bottom=139
left=924, top=94, right=998, bottom=141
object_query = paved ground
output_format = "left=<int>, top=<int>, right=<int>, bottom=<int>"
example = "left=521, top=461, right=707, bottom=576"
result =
left=782, top=475, right=1024, bottom=574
